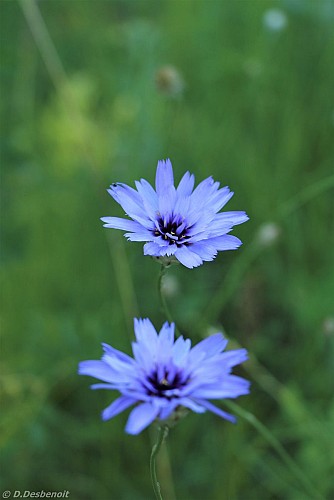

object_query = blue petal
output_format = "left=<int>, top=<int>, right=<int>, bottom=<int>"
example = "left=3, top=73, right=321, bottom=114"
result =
left=102, top=343, right=135, bottom=365
left=214, top=211, right=249, bottom=226
left=178, top=397, right=206, bottom=413
left=155, top=323, right=175, bottom=367
left=125, top=231, right=153, bottom=242
left=190, top=377, right=250, bottom=399
left=190, top=333, right=228, bottom=358
left=108, top=183, right=142, bottom=207
left=134, top=318, right=158, bottom=344
left=101, top=354, right=135, bottom=381
left=155, top=159, right=174, bottom=195
left=102, top=396, right=137, bottom=421
left=209, top=235, right=242, bottom=251
left=158, top=187, right=176, bottom=215
left=100, top=217, right=144, bottom=232
left=190, top=242, right=218, bottom=261
left=132, top=319, right=159, bottom=370
left=205, top=217, right=235, bottom=238
left=78, top=360, right=115, bottom=383
left=90, top=383, right=119, bottom=390
left=194, top=398, right=236, bottom=423
left=132, top=342, right=155, bottom=372
left=125, top=403, right=160, bottom=434
left=173, top=194, right=191, bottom=217
left=162, top=245, right=178, bottom=257
left=220, top=348, right=249, bottom=367
left=158, top=401, right=179, bottom=420
left=121, top=388, right=151, bottom=401
left=135, top=179, right=159, bottom=220
left=174, top=246, right=203, bottom=268
left=172, top=336, right=192, bottom=366
left=107, top=184, right=152, bottom=229
left=191, top=176, right=215, bottom=201
left=158, top=321, right=175, bottom=345
left=177, top=171, right=195, bottom=197
left=210, top=187, right=234, bottom=212
left=145, top=243, right=178, bottom=257
left=144, top=241, right=168, bottom=257
left=187, top=177, right=216, bottom=223
left=132, top=342, right=157, bottom=372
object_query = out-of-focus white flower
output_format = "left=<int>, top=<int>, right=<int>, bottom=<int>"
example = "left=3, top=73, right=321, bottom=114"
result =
left=256, top=222, right=281, bottom=247
left=263, top=9, right=288, bottom=32
left=323, top=317, right=334, bottom=336
left=161, top=274, right=179, bottom=298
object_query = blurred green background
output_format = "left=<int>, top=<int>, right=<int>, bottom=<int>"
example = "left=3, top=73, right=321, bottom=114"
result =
left=1, top=1, right=334, bottom=499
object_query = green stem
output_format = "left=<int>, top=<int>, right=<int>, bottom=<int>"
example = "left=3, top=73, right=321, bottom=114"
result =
left=223, top=401, right=323, bottom=500
left=158, top=265, right=174, bottom=324
left=202, top=241, right=260, bottom=325
left=277, top=174, right=334, bottom=218
left=107, top=233, right=139, bottom=341
left=150, top=425, right=169, bottom=500
left=19, top=0, right=98, bottom=174
left=19, top=0, right=66, bottom=89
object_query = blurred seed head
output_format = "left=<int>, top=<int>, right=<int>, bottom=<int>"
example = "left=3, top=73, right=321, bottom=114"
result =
left=322, top=316, right=334, bottom=336
left=161, top=274, right=179, bottom=298
left=263, top=9, right=288, bottom=32
left=155, top=65, right=185, bottom=97
left=256, top=222, right=281, bottom=247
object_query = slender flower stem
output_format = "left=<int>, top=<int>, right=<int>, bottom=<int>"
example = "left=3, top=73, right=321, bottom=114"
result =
left=223, top=401, right=322, bottom=500
left=107, top=233, right=139, bottom=341
left=277, top=173, right=334, bottom=218
left=157, top=265, right=174, bottom=324
left=155, top=266, right=177, bottom=500
left=19, top=0, right=98, bottom=174
left=150, top=425, right=169, bottom=500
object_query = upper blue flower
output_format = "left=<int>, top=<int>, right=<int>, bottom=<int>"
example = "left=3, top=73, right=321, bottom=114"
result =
left=101, top=159, right=249, bottom=268
left=78, top=318, right=250, bottom=435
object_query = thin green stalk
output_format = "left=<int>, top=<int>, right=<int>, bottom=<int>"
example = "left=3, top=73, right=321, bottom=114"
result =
left=198, top=174, right=334, bottom=331
left=107, top=233, right=139, bottom=341
left=155, top=267, right=177, bottom=499
left=223, top=401, right=323, bottom=500
left=200, top=241, right=261, bottom=328
left=19, top=0, right=140, bottom=342
left=18, top=0, right=98, bottom=174
left=158, top=265, right=174, bottom=324
left=277, top=174, right=334, bottom=218
left=19, top=0, right=66, bottom=89
left=150, top=425, right=169, bottom=500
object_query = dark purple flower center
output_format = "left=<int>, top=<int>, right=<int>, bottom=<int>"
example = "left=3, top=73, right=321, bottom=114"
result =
left=146, top=368, right=188, bottom=397
left=153, top=215, right=190, bottom=246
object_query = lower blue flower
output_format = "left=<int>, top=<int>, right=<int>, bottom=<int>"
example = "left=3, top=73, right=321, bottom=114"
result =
left=78, top=319, right=250, bottom=434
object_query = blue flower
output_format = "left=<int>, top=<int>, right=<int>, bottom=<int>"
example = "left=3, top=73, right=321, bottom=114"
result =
left=78, top=318, right=250, bottom=435
left=101, top=159, right=249, bottom=268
